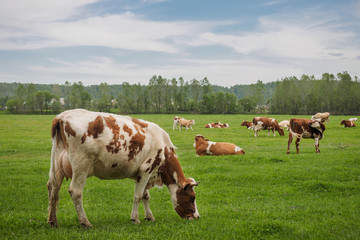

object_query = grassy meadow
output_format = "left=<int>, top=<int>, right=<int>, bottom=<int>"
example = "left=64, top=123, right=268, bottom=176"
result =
left=0, top=112, right=359, bottom=239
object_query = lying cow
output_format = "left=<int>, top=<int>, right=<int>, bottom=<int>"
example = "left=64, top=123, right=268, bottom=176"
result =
left=287, top=118, right=326, bottom=154
left=204, top=122, right=229, bottom=128
left=179, top=118, right=195, bottom=131
left=340, top=120, right=356, bottom=128
left=173, top=116, right=183, bottom=130
left=194, top=135, right=245, bottom=156
left=278, top=120, right=290, bottom=131
left=348, top=118, right=358, bottom=122
left=47, top=109, right=199, bottom=227
left=240, top=120, right=253, bottom=130
left=252, top=117, right=284, bottom=137
left=311, top=112, right=330, bottom=123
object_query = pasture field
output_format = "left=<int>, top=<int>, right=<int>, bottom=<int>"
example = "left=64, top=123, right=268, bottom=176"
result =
left=0, top=112, right=359, bottom=239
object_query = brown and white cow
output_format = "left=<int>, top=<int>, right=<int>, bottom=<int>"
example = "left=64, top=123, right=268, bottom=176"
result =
left=311, top=112, right=330, bottom=123
left=252, top=117, right=284, bottom=137
left=340, top=120, right=356, bottom=128
left=278, top=120, right=290, bottom=131
left=173, top=116, right=183, bottom=130
left=47, top=109, right=199, bottom=227
left=194, top=135, right=245, bottom=156
left=204, top=122, right=229, bottom=128
left=179, top=118, right=195, bottom=131
left=287, top=118, right=326, bottom=154
left=240, top=120, right=253, bottom=130
left=348, top=117, right=358, bottom=122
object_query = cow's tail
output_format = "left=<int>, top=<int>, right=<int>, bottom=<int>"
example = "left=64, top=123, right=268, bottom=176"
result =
left=49, top=118, right=63, bottom=184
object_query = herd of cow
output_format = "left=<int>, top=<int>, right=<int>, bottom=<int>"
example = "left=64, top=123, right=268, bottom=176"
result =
left=47, top=109, right=357, bottom=227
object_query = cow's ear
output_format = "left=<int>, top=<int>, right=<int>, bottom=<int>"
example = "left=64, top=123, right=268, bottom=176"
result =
left=183, top=181, right=200, bottom=191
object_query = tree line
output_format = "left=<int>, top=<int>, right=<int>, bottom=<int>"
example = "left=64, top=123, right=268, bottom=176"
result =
left=1, top=71, right=359, bottom=115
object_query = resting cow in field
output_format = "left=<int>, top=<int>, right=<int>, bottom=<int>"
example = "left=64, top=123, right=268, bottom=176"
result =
left=311, top=112, right=330, bottom=123
left=287, top=118, right=326, bottom=154
left=204, top=122, right=229, bottom=128
left=194, top=135, right=245, bottom=156
left=240, top=120, right=253, bottom=130
left=179, top=118, right=195, bottom=131
left=47, top=109, right=199, bottom=227
left=173, top=116, right=183, bottom=130
left=252, top=117, right=284, bottom=137
left=278, top=120, right=290, bottom=131
left=348, top=118, right=358, bottom=122
left=340, top=120, right=356, bottom=128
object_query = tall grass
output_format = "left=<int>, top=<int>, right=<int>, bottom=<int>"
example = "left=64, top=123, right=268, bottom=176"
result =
left=0, top=113, right=359, bottom=239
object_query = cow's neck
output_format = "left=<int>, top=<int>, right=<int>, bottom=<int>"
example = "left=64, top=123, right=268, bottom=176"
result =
left=159, top=147, right=186, bottom=207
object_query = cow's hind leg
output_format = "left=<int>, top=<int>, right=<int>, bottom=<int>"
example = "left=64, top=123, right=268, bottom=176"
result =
left=142, top=189, right=155, bottom=221
left=68, top=163, right=92, bottom=227
left=47, top=169, right=64, bottom=227
left=287, top=132, right=293, bottom=154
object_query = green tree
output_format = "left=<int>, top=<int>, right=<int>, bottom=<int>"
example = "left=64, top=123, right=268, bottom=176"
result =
left=98, top=83, right=111, bottom=112
left=35, top=91, right=53, bottom=113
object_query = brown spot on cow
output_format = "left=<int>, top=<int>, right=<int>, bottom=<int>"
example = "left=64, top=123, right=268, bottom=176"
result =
left=65, top=122, right=76, bottom=137
left=120, top=134, right=124, bottom=140
left=159, top=147, right=183, bottom=185
left=148, top=149, right=162, bottom=173
left=104, top=115, right=121, bottom=154
left=87, top=116, right=104, bottom=139
left=137, top=176, right=142, bottom=182
left=132, top=118, right=148, bottom=128
left=123, top=123, right=133, bottom=136
left=111, top=163, right=118, bottom=168
left=128, top=132, right=146, bottom=160
left=146, top=158, right=152, bottom=164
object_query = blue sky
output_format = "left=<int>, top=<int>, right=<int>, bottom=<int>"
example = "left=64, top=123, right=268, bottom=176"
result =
left=0, top=0, right=359, bottom=86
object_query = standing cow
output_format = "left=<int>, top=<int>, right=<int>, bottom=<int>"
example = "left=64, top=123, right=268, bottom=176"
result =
left=287, top=118, right=326, bottom=154
left=252, top=117, right=284, bottom=137
left=179, top=118, right=195, bottom=131
left=173, top=116, right=183, bottom=130
left=47, top=109, right=199, bottom=227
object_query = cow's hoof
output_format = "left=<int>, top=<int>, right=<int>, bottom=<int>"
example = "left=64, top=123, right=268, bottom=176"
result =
left=145, top=217, right=155, bottom=222
left=131, top=219, right=140, bottom=224
left=48, top=220, right=58, bottom=228
left=80, top=222, right=93, bottom=228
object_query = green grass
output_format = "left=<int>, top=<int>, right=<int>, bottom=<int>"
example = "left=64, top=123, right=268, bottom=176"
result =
left=1, top=113, right=359, bottom=239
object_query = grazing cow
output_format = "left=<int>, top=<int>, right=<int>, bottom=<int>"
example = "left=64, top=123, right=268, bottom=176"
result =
left=311, top=112, right=330, bottom=123
left=173, top=116, right=183, bottom=130
left=205, top=122, right=229, bottom=128
left=252, top=117, right=284, bottom=137
left=240, top=120, right=253, bottom=130
left=287, top=118, right=326, bottom=154
left=278, top=120, right=290, bottom=131
left=348, top=118, right=358, bottom=122
left=194, top=135, right=245, bottom=156
left=47, top=109, right=199, bottom=227
left=340, top=120, right=356, bottom=128
left=179, top=118, right=195, bottom=131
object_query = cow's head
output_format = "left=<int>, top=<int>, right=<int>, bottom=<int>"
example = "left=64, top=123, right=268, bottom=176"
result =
left=340, top=120, right=346, bottom=125
left=174, top=178, right=200, bottom=220
left=278, top=128, right=285, bottom=136
left=190, top=120, right=195, bottom=125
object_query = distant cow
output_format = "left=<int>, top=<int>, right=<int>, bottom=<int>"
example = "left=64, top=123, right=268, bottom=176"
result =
left=47, top=109, right=199, bottom=227
left=179, top=118, right=195, bottom=131
left=278, top=120, right=290, bottom=131
left=311, top=112, right=330, bottom=123
left=240, top=121, right=253, bottom=130
left=173, top=116, right=183, bottom=130
left=194, top=135, right=245, bottom=156
left=287, top=118, right=326, bottom=154
left=205, top=122, right=229, bottom=128
left=252, top=117, right=284, bottom=137
left=348, top=118, right=358, bottom=122
left=340, top=120, right=356, bottom=128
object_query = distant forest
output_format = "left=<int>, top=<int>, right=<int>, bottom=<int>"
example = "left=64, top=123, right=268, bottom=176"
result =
left=0, top=71, right=359, bottom=115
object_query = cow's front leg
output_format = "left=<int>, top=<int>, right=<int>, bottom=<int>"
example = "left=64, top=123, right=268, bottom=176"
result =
left=142, top=189, right=155, bottom=221
left=272, top=129, right=275, bottom=137
left=131, top=175, right=151, bottom=224
left=295, top=137, right=301, bottom=154
left=314, top=137, right=320, bottom=153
